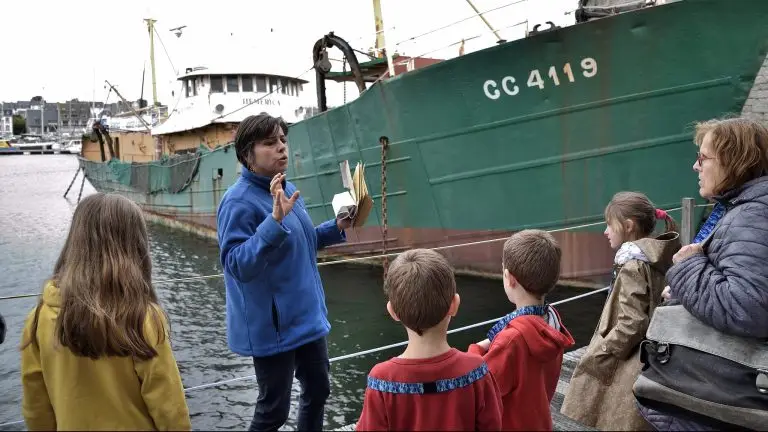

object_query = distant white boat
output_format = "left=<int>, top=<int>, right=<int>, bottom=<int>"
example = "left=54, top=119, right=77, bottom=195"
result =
left=63, top=139, right=82, bottom=154
left=13, top=135, right=58, bottom=152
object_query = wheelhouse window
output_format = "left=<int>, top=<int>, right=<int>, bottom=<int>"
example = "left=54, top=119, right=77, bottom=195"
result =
left=185, top=78, right=198, bottom=97
left=210, top=76, right=224, bottom=93
left=226, top=75, right=239, bottom=92
left=255, top=76, right=267, bottom=92
left=241, top=75, right=253, bottom=92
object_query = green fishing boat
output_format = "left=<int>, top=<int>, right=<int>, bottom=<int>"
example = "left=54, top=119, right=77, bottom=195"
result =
left=80, top=0, right=768, bottom=281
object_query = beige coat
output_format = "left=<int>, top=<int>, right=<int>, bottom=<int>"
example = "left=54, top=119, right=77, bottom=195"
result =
left=560, top=232, right=681, bottom=431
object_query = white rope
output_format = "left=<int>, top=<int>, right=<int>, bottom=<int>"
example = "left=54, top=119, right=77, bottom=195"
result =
left=0, top=203, right=708, bottom=302
left=0, top=200, right=711, bottom=427
left=182, top=285, right=610, bottom=393
left=0, top=284, right=611, bottom=429
left=2, top=218, right=610, bottom=301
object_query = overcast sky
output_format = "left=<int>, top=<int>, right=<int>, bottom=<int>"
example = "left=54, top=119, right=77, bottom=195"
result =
left=3, top=0, right=576, bottom=108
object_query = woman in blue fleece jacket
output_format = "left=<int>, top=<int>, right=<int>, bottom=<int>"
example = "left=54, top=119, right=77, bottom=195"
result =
left=216, top=113, right=350, bottom=432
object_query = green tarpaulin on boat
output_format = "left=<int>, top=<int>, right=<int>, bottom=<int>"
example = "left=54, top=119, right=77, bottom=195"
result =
left=81, top=142, right=219, bottom=195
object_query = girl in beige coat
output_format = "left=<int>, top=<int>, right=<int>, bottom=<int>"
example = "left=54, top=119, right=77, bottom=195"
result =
left=560, top=192, right=681, bottom=431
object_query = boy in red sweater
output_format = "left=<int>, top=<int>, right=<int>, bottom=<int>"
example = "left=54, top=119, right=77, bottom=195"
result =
left=356, top=248, right=503, bottom=431
left=469, top=229, right=575, bottom=431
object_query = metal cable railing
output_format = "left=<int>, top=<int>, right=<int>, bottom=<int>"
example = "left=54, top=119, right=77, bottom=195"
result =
left=0, top=201, right=713, bottom=428
left=0, top=206, right=697, bottom=301
left=182, top=285, right=610, bottom=393
left=0, top=284, right=609, bottom=429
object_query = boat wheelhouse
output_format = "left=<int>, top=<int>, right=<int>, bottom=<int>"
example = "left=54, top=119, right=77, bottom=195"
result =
left=82, top=65, right=311, bottom=163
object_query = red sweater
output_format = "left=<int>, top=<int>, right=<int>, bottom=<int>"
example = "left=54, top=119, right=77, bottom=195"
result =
left=355, top=348, right=502, bottom=431
left=468, top=306, right=574, bottom=431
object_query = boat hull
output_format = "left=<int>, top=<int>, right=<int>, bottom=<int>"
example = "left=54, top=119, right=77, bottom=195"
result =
left=81, top=0, right=768, bottom=281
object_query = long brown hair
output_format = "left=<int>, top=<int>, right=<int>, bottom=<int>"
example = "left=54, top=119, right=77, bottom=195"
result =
left=21, top=193, right=167, bottom=360
left=605, top=191, right=679, bottom=242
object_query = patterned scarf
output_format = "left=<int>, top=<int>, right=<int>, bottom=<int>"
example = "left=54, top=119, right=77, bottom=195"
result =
left=487, top=304, right=550, bottom=342
left=693, top=202, right=726, bottom=244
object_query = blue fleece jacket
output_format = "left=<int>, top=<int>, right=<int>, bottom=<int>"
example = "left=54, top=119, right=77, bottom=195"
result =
left=216, top=169, right=346, bottom=357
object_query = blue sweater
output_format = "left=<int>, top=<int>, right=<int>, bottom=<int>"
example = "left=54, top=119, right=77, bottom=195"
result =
left=216, top=169, right=346, bottom=357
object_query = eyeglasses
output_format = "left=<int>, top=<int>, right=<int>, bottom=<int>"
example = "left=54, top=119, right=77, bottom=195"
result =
left=696, top=152, right=715, bottom=165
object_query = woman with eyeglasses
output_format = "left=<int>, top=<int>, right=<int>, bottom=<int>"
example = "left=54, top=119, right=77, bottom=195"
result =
left=635, top=117, right=768, bottom=431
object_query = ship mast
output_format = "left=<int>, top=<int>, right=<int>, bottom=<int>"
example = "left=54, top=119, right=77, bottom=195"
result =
left=372, top=0, right=395, bottom=77
left=464, top=0, right=505, bottom=43
left=105, top=81, right=152, bottom=131
left=144, top=18, right=159, bottom=107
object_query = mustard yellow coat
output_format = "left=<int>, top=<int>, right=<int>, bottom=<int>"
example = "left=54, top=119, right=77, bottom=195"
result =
left=21, top=281, right=191, bottom=431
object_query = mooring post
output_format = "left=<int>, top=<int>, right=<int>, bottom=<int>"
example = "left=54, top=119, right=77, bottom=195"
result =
left=681, top=197, right=695, bottom=245
left=63, top=167, right=80, bottom=198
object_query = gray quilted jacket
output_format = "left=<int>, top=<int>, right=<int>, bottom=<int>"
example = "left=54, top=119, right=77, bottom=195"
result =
left=667, top=175, right=768, bottom=339
left=638, top=176, right=768, bottom=431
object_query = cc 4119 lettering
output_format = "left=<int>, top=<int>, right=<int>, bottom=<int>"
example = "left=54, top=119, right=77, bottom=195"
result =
left=483, top=57, right=598, bottom=100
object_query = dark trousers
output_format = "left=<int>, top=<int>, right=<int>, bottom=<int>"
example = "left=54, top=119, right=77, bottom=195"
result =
left=249, top=336, right=330, bottom=432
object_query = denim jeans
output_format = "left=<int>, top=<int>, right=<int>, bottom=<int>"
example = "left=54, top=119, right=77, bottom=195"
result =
left=248, top=336, right=330, bottom=432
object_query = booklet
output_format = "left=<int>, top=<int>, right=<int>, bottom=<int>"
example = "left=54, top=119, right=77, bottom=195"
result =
left=331, top=160, right=373, bottom=227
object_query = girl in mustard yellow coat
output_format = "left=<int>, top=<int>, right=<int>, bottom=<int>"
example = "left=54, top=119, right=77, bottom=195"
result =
left=20, top=193, right=191, bottom=431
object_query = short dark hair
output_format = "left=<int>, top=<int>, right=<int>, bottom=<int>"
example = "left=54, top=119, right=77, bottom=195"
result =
left=502, top=229, right=561, bottom=298
left=234, top=113, right=288, bottom=167
left=384, top=249, right=456, bottom=335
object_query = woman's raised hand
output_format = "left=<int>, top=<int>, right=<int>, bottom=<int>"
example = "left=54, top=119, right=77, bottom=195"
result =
left=270, top=173, right=299, bottom=222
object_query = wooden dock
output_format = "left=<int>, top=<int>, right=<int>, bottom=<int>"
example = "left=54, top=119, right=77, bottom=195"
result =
left=335, top=346, right=592, bottom=431
left=550, top=347, right=594, bottom=431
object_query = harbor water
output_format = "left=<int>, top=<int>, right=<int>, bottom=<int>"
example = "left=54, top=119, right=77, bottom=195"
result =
left=0, top=155, right=606, bottom=430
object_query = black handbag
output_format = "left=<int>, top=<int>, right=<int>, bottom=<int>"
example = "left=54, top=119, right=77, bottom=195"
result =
left=633, top=303, right=768, bottom=430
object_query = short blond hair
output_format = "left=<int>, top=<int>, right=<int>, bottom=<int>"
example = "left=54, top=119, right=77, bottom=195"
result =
left=694, top=117, right=768, bottom=194
left=384, top=249, right=456, bottom=335
left=502, top=230, right=561, bottom=298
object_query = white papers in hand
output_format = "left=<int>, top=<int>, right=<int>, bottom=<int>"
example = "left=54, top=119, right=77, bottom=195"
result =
left=332, top=191, right=357, bottom=220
